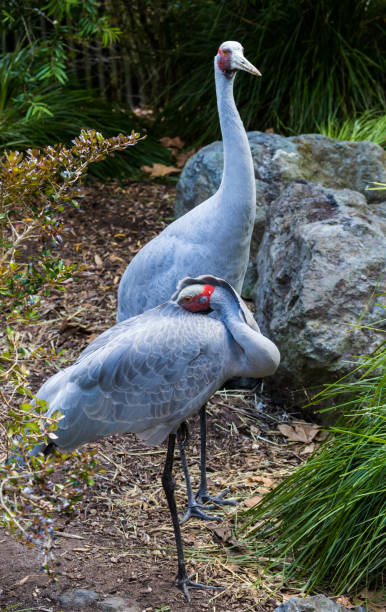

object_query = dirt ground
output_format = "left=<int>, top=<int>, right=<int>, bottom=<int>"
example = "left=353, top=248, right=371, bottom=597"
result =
left=0, top=179, right=312, bottom=612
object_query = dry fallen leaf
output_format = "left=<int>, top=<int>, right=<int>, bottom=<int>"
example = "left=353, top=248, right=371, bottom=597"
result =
left=14, top=575, right=30, bottom=587
left=261, top=476, right=275, bottom=487
left=315, top=429, right=329, bottom=441
left=245, top=475, right=261, bottom=484
left=175, top=149, right=196, bottom=167
left=141, top=163, right=180, bottom=177
left=160, top=136, right=184, bottom=149
left=94, top=253, right=103, bottom=268
left=281, top=593, right=305, bottom=602
left=277, top=423, right=320, bottom=443
left=209, top=525, right=233, bottom=542
left=301, top=443, right=315, bottom=454
left=109, top=254, right=125, bottom=262
left=356, top=588, right=386, bottom=610
left=244, top=495, right=262, bottom=508
left=336, top=596, right=355, bottom=608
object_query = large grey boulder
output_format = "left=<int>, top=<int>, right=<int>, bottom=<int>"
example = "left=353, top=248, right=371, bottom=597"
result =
left=176, top=133, right=386, bottom=400
left=176, top=133, right=386, bottom=218
left=255, top=180, right=385, bottom=400
left=175, top=132, right=386, bottom=296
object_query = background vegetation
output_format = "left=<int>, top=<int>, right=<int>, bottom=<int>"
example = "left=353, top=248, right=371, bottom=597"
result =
left=0, top=130, right=140, bottom=559
left=1, top=0, right=385, bottom=157
left=1, top=0, right=385, bottom=598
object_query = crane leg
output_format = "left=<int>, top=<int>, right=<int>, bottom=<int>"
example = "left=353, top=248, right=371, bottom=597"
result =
left=196, top=405, right=237, bottom=507
left=162, top=432, right=224, bottom=601
left=178, top=425, right=221, bottom=525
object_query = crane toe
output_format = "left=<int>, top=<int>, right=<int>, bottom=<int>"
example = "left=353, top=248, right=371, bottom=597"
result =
left=180, top=503, right=222, bottom=525
left=196, top=487, right=238, bottom=507
left=176, top=573, right=226, bottom=602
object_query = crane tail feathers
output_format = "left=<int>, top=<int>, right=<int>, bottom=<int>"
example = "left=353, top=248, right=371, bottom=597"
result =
left=136, top=423, right=174, bottom=446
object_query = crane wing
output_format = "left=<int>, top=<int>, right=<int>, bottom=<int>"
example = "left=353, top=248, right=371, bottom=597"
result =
left=38, top=305, right=228, bottom=448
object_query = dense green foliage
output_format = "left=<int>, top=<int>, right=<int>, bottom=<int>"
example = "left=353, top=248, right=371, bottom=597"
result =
left=238, top=333, right=386, bottom=593
left=2, top=1, right=385, bottom=155
left=0, top=2, right=168, bottom=176
left=0, top=48, right=168, bottom=177
left=2, top=0, right=121, bottom=87
left=154, top=0, right=385, bottom=143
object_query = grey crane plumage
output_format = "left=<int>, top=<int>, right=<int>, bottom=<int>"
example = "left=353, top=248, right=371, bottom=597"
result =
left=116, top=41, right=262, bottom=519
left=32, top=275, right=280, bottom=600
left=117, top=41, right=260, bottom=318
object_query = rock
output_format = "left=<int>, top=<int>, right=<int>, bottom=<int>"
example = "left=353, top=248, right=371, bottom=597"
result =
left=273, top=594, right=375, bottom=612
left=255, top=181, right=385, bottom=404
left=273, top=135, right=386, bottom=204
left=176, top=132, right=386, bottom=400
left=58, top=588, right=99, bottom=608
left=99, top=595, right=140, bottom=612
left=175, top=131, right=386, bottom=296
left=176, top=132, right=386, bottom=218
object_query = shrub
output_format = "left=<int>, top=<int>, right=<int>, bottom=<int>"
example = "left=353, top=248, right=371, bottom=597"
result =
left=0, top=128, right=141, bottom=567
left=319, top=111, right=386, bottom=147
left=0, top=129, right=141, bottom=318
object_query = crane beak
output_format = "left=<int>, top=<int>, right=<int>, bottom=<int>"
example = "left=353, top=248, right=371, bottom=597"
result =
left=232, top=54, right=261, bottom=77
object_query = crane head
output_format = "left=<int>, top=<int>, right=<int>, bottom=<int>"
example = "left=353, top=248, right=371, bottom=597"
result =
left=177, top=283, right=214, bottom=313
left=216, top=41, right=261, bottom=79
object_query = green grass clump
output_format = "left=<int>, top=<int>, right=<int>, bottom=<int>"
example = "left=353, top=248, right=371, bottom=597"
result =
left=319, top=111, right=386, bottom=147
left=238, top=335, right=386, bottom=594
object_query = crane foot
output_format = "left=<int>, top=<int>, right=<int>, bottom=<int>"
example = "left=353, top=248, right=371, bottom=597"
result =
left=196, top=487, right=238, bottom=507
left=176, top=573, right=226, bottom=602
left=180, top=503, right=222, bottom=525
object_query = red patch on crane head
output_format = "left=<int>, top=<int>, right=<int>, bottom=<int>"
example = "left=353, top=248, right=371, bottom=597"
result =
left=201, top=284, right=214, bottom=299
left=217, top=47, right=232, bottom=73
left=179, top=284, right=215, bottom=312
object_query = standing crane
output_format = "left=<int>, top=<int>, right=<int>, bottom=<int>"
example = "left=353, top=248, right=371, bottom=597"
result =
left=32, top=275, right=280, bottom=601
left=117, top=42, right=262, bottom=520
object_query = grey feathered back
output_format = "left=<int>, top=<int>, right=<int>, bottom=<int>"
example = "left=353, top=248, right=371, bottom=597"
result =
left=35, top=283, right=231, bottom=449
left=33, top=276, right=278, bottom=453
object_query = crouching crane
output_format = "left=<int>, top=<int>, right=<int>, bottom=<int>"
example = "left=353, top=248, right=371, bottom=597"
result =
left=31, top=276, right=280, bottom=601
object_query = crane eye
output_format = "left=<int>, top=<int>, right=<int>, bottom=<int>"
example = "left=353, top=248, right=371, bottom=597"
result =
left=222, top=49, right=229, bottom=55
left=183, top=296, right=193, bottom=302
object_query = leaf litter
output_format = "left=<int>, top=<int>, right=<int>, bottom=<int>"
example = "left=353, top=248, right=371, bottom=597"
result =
left=0, top=178, right=341, bottom=611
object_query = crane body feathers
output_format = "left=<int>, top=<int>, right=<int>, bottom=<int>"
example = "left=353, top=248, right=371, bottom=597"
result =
left=33, top=276, right=279, bottom=453
left=117, top=44, right=257, bottom=322
left=37, top=303, right=231, bottom=449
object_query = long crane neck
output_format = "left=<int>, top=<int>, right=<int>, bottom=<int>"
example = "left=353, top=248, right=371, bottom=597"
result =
left=214, top=60, right=255, bottom=199
left=216, top=295, right=280, bottom=379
